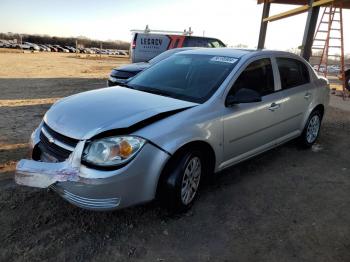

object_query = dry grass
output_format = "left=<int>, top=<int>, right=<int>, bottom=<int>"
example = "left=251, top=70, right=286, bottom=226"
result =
left=0, top=52, right=130, bottom=78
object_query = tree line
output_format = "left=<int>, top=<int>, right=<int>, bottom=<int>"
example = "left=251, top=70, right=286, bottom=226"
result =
left=0, top=33, right=130, bottom=50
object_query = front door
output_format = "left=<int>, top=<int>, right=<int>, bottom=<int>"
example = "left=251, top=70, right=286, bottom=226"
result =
left=222, top=58, right=284, bottom=168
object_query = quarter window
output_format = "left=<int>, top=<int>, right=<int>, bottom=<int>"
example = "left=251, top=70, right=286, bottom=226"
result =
left=229, top=58, right=275, bottom=97
left=276, top=58, right=310, bottom=89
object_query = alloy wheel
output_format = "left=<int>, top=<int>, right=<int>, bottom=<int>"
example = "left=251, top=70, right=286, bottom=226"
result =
left=306, top=115, right=320, bottom=144
left=181, top=156, right=201, bottom=205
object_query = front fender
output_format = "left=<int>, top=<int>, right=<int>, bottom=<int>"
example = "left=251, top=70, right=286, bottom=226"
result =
left=134, top=105, right=224, bottom=172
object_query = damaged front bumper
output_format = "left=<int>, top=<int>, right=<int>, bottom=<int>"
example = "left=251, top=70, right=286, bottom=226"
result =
left=15, top=129, right=170, bottom=211
left=15, top=140, right=84, bottom=188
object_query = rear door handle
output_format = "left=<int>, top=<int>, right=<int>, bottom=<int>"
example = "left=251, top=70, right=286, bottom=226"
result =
left=304, top=92, right=312, bottom=99
left=269, top=102, right=281, bottom=111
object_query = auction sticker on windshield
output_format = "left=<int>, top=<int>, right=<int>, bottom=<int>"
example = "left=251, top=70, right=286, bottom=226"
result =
left=210, top=56, right=238, bottom=64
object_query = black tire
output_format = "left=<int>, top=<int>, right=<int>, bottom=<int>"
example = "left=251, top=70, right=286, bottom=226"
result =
left=158, top=150, right=203, bottom=212
left=345, top=74, right=350, bottom=92
left=299, top=110, right=322, bottom=148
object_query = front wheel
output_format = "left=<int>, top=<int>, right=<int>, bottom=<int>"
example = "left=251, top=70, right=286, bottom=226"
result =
left=159, top=150, right=203, bottom=212
left=299, top=110, right=322, bottom=148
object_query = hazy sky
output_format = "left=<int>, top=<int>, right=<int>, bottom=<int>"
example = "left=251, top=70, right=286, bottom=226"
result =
left=1, top=0, right=349, bottom=52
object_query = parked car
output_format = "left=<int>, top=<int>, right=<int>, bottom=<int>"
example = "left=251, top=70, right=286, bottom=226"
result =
left=345, top=68, right=350, bottom=91
left=108, top=47, right=195, bottom=86
left=54, top=45, right=69, bottom=53
left=118, top=50, right=128, bottom=56
left=64, top=46, right=75, bottom=53
left=24, top=42, right=40, bottom=51
left=15, top=49, right=329, bottom=211
left=45, top=44, right=58, bottom=52
left=85, top=48, right=96, bottom=54
left=130, top=32, right=225, bottom=62
left=38, top=44, right=51, bottom=52
left=17, top=43, right=31, bottom=50
left=0, top=40, right=11, bottom=48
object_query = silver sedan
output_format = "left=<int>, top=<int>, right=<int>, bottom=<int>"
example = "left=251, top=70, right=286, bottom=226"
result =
left=15, top=48, right=329, bottom=211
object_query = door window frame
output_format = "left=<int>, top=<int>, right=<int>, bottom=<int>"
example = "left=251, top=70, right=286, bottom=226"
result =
left=273, top=54, right=312, bottom=92
left=223, top=55, right=280, bottom=103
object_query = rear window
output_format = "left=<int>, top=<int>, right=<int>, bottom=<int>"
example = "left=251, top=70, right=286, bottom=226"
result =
left=276, top=58, right=310, bottom=89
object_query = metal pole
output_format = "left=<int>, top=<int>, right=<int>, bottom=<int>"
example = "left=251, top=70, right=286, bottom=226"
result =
left=257, top=0, right=270, bottom=49
left=300, top=0, right=320, bottom=61
left=75, top=40, right=78, bottom=56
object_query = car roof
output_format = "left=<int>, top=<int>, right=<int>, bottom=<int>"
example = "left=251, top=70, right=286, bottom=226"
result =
left=178, top=48, right=254, bottom=58
left=177, top=48, right=300, bottom=60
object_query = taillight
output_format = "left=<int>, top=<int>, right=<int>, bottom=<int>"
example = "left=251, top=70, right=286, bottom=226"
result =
left=132, top=33, right=137, bottom=49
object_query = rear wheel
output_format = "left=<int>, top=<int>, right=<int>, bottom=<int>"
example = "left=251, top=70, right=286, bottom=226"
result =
left=159, top=150, right=203, bottom=212
left=299, top=110, right=322, bottom=148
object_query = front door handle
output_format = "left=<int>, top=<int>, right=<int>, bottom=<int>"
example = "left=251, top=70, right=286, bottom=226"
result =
left=268, top=102, right=280, bottom=111
left=304, top=92, right=312, bottom=99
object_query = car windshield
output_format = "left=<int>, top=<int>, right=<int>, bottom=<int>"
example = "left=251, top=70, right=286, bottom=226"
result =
left=128, top=54, right=238, bottom=103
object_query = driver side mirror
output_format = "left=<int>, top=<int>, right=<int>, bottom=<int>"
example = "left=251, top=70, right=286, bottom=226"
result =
left=225, top=88, right=262, bottom=107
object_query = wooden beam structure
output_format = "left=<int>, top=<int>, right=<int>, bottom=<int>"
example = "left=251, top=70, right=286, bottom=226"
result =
left=262, top=0, right=336, bottom=22
left=256, top=0, right=349, bottom=60
left=257, top=0, right=350, bottom=8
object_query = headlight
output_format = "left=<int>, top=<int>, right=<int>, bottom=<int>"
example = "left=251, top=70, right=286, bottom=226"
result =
left=82, top=136, right=146, bottom=167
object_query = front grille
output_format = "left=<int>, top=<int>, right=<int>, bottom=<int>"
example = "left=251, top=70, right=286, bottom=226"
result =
left=42, top=122, right=78, bottom=147
left=38, top=123, right=79, bottom=162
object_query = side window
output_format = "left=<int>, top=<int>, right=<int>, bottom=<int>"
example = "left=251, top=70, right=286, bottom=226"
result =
left=276, top=58, right=310, bottom=90
left=209, top=40, right=222, bottom=48
left=183, top=37, right=213, bottom=47
left=229, top=58, right=275, bottom=97
left=203, top=39, right=212, bottom=47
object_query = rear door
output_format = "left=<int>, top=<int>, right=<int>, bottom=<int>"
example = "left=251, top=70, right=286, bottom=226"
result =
left=274, top=57, right=313, bottom=136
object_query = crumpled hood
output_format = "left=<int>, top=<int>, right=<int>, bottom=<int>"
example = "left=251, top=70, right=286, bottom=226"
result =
left=44, top=87, right=197, bottom=140
left=112, top=62, right=150, bottom=74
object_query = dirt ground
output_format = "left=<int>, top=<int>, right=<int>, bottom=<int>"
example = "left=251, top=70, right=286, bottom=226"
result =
left=0, top=52, right=349, bottom=262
